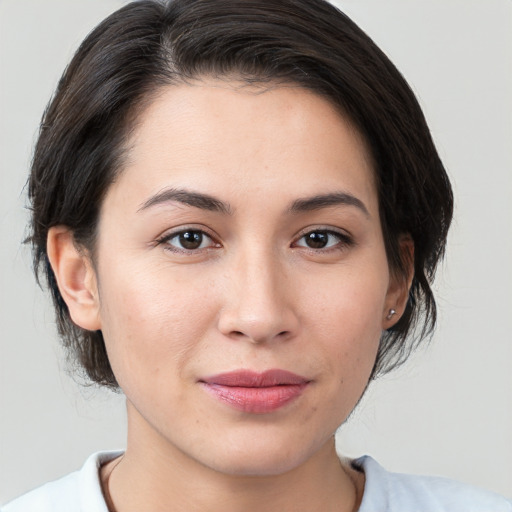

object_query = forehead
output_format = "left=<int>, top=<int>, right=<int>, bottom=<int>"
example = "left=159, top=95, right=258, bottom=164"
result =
left=113, top=79, right=377, bottom=214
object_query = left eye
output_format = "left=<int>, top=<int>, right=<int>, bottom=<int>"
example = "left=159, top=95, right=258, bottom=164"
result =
left=162, top=230, right=216, bottom=251
left=295, top=230, right=346, bottom=249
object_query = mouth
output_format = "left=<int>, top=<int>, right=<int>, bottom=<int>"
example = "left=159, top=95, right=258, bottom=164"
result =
left=199, top=369, right=311, bottom=414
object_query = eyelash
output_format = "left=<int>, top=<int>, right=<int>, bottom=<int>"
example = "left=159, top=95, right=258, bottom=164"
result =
left=155, top=227, right=354, bottom=254
left=293, top=229, right=354, bottom=252
left=156, top=228, right=219, bottom=254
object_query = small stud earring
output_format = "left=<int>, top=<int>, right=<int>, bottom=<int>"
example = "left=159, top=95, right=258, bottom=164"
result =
left=386, top=309, right=396, bottom=320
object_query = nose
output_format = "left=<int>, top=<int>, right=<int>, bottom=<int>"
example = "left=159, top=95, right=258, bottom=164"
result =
left=217, top=249, right=299, bottom=344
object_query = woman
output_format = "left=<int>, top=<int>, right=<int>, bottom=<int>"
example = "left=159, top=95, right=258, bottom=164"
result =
left=2, top=0, right=511, bottom=510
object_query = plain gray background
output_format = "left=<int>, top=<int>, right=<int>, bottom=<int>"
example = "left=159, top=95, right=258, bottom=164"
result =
left=1, top=0, right=511, bottom=504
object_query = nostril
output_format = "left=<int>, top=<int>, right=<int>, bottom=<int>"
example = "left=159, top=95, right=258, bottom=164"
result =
left=228, top=330, right=290, bottom=342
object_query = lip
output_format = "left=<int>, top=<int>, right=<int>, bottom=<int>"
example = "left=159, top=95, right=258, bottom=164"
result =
left=200, top=369, right=310, bottom=414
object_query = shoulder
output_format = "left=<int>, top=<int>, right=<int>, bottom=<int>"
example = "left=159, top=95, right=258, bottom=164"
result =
left=1, top=451, right=123, bottom=512
left=353, top=455, right=512, bottom=512
left=1, top=471, right=81, bottom=512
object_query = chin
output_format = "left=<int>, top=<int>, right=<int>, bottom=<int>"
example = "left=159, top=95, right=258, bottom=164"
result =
left=210, top=452, right=306, bottom=477
left=200, top=432, right=330, bottom=477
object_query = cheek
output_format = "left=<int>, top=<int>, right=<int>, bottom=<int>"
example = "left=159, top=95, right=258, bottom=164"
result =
left=306, top=260, right=388, bottom=333
left=303, top=263, right=387, bottom=378
left=96, top=262, right=218, bottom=390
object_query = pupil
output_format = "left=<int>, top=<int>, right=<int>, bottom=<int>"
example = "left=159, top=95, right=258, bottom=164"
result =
left=179, top=231, right=202, bottom=250
left=306, top=232, right=328, bottom=248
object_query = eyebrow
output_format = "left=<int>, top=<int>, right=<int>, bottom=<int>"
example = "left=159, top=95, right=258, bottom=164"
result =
left=288, top=192, right=370, bottom=217
left=138, top=187, right=369, bottom=218
left=138, top=187, right=233, bottom=215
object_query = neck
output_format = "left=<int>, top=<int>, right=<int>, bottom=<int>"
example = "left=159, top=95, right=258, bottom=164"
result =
left=105, top=403, right=363, bottom=512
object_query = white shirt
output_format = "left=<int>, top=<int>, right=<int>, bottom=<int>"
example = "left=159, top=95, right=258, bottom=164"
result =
left=2, top=451, right=511, bottom=511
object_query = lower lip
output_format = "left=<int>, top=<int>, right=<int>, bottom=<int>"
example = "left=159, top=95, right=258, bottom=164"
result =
left=201, top=383, right=308, bottom=413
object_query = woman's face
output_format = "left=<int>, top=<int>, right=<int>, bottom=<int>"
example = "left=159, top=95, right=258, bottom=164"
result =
left=87, top=80, right=403, bottom=475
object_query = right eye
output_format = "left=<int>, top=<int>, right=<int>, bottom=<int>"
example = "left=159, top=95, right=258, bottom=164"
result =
left=158, top=229, right=217, bottom=252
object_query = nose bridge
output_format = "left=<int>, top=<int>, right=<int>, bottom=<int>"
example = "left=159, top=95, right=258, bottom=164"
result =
left=218, top=242, right=297, bottom=343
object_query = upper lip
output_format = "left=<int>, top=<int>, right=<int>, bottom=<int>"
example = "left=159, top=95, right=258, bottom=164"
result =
left=201, top=369, right=310, bottom=387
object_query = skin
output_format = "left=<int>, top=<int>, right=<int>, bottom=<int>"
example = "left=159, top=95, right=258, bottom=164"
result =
left=48, top=80, right=411, bottom=512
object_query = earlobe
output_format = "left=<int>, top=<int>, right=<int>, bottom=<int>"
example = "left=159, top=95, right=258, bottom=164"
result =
left=383, top=235, right=414, bottom=329
left=47, top=226, right=101, bottom=331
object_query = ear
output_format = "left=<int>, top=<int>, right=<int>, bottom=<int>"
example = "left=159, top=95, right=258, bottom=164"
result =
left=47, top=226, right=101, bottom=331
left=382, top=235, right=414, bottom=329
